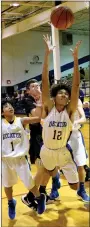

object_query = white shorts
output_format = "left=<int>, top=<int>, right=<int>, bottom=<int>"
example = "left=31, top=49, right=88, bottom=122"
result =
left=68, top=130, right=87, bottom=166
left=40, top=145, right=79, bottom=184
left=2, top=156, right=35, bottom=189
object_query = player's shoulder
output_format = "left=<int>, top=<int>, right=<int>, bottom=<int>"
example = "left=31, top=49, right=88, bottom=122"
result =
left=14, top=116, right=22, bottom=124
left=42, top=99, right=54, bottom=118
left=14, top=116, right=20, bottom=120
left=24, top=94, right=35, bottom=103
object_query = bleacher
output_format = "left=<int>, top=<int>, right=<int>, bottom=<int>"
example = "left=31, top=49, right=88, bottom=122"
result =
left=1, top=65, right=89, bottom=116
left=62, top=65, right=89, bottom=81
left=61, top=65, right=89, bottom=97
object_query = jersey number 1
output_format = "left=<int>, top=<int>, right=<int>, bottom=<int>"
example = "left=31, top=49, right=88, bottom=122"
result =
left=53, top=130, right=62, bottom=140
left=11, top=142, right=14, bottom=151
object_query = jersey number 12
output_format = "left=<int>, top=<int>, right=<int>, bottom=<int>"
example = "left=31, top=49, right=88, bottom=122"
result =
left=53, top=130, right=62, bottom=140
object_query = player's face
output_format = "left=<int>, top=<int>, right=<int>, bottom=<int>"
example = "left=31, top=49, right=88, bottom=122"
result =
left=85, top=103, right=89, bottom=108
left=55, top=89, right=70, bottom=106
left=2, top=103, right=14, bottom=117
left=27, top=82, right=41, bottom=99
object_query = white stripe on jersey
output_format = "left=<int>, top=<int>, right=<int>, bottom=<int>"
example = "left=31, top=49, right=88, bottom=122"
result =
left=42, top=107, right=72, bottom=149
left=2, top=117, right=29, bottom=157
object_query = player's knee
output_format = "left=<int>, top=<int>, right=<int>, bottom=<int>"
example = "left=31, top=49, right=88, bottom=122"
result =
left=69, top=182, right=79, bottom=190
left=78, top=166, right=85, bottom=171
left=78, top=166, right=86, bottom=175
left=48, top=167, right=58, bottom=177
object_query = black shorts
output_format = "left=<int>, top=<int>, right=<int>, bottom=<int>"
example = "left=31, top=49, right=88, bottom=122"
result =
left=29, top=135, right=43, bottom=164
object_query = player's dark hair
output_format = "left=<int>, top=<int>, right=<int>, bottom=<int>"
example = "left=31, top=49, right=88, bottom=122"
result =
left=1, top=100, right=13, bottom=114
left=26, top=79, right=38, bottom=89
left=50, top=81, right=71, bottom=98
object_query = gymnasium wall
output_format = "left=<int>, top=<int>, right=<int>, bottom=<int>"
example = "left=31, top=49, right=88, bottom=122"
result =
left=2, top=30, right=89, bottom=87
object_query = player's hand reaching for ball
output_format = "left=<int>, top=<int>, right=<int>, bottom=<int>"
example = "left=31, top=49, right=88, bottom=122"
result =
left=43, top=34, right=55, bottom=54
left=70, top=40, right=82, bottom=57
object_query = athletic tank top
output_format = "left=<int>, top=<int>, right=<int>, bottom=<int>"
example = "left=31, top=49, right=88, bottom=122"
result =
left=42, top=107, right=72, bottom=149
left=2, top=117, right=29, bottom=157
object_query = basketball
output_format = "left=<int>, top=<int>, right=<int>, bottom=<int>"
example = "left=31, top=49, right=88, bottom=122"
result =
left=50, top=6, right=74, bottom=30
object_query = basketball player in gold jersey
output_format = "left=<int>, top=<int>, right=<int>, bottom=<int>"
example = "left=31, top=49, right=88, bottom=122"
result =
left=40, top=34, right=81, bottom=191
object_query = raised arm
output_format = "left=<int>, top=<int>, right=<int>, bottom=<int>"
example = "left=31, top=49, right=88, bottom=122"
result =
left=21, top=116, right=40, bottom=127
left=68, top=41, right=82, bottom=116
left=42, top=34, right=54, bottom=106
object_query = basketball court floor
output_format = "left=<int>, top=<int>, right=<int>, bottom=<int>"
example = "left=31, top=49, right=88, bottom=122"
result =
left=2, top=123, right=89, bottom=227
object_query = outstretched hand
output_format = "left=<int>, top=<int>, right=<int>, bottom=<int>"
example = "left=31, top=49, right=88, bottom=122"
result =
left=70, top=40, right=82, bottom=57
left=43, top=34, right=55, bottom=54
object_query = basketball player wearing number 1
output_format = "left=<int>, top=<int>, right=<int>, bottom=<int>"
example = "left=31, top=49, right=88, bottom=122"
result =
left=40, top=35, right=82, bottom=192
left=1, top=101, right=46, bottom=219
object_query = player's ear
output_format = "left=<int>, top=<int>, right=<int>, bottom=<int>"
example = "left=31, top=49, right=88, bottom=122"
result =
left=50, top=97, right=55, bottom=103
left=53, top=98, right=55, bottom=104
left=67, top=99, right=70, bottom=105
